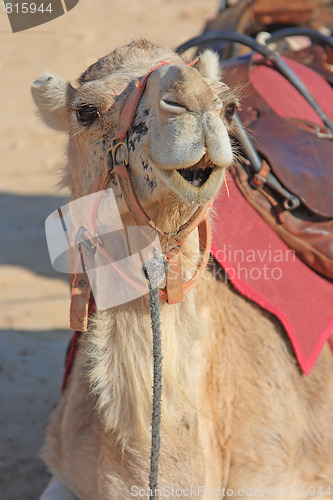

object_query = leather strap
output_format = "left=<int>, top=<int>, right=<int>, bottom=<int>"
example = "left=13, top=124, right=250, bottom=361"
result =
left=70, top=270, right=91, bottom=331
left=70, top=60, right=212, bottom=330
left=159, top=217, right=211, bottom=303
left=112, top=161, right=211, bottom=303
left=115, top=61, right=169, bottom=141
left=113, top=161, right=210, bottom=241
left=164, top=247, right=185, bottom=304
left=89, top=160, right=211, bottom=304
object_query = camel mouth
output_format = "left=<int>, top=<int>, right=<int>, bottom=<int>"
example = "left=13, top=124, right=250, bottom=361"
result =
left=176, top=155, right=214, bottom=188
left=155, top=153, right=225, bottom=204
left=177, top=164, right=213, bottom=187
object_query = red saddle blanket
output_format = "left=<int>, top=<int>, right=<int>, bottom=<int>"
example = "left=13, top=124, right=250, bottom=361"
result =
left=211, top=175, right=333, bottom=375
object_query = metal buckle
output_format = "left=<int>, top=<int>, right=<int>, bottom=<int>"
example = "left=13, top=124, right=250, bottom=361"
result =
left=315, top=126, right=333, bottom=139
left=75, top=226, right=97, bottom=255
left=106, top=137, right=129, bottom=170
left=250, top=172, right=267, bottom=189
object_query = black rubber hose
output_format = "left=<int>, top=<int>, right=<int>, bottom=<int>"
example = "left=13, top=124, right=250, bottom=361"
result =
left=266, top=27, right=333, bottom=50
left=176, top=30, right=333, bottom=131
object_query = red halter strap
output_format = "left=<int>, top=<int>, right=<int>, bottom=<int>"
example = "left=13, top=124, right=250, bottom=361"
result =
left=70, top=60, right=212, bottom=331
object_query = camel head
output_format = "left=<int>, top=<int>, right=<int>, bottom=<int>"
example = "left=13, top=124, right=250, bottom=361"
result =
left=31, top=40, right=237, bottom=223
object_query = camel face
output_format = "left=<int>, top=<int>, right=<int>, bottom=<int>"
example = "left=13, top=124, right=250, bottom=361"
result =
left=31, top=42, right=237, bottom=209
left=129, top=64, right=234, bottom=205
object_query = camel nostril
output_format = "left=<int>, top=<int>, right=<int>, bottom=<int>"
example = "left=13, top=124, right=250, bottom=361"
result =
left=160, top=99, right=188, bottom=114
left=224, top=102, right=237, bottom=122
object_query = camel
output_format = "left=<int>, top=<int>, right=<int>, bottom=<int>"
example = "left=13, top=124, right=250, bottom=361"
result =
left=32, top=40, right=333, bottom=500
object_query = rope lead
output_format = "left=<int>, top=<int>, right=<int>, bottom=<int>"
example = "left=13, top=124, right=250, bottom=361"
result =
left=143, top=252, right=168, bottom=499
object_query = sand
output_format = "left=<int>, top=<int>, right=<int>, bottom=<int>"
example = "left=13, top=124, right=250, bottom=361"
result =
left=0, top=1, right=217, bottom=498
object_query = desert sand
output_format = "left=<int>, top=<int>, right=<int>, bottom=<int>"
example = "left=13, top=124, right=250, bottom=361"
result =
left=0, top=0, right=217, bottom=498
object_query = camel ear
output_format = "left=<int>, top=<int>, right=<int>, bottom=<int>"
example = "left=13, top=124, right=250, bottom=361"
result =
left=31, top=73, right=74, bottom=131
left=194, top=50, right=221, bottom=81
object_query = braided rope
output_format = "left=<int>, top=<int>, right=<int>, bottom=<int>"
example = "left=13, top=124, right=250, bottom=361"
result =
left=148, top=284, right=162, bottom=497
left=143, top=253, right=167, bottom=499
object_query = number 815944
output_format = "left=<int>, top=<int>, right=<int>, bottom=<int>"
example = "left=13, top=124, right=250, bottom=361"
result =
left=5, top=3, right=53, bottom=14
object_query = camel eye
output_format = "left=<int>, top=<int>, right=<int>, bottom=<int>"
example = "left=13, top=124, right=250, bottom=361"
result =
left=75, top=105, right=99, bottom=125
left=224, top=102, right=237, bottom=122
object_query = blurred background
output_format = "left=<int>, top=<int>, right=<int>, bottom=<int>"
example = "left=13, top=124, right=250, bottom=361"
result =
left=0, top=1, right=217, bottom=497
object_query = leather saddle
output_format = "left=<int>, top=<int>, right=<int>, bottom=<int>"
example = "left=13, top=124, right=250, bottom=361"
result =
left=220, top=50, right=333, bottom=280
left=178, top=0, right=333, bottom=280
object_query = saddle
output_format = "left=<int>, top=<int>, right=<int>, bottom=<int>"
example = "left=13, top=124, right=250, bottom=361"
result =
left=180, top=1, right=333, bottom=281
left=222, top=51, right=333, bottom=279
left=204, top=0, right=333, bottom=59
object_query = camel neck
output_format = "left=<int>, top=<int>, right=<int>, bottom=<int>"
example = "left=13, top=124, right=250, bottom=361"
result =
left=85, top=287, right=202, bottom=445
